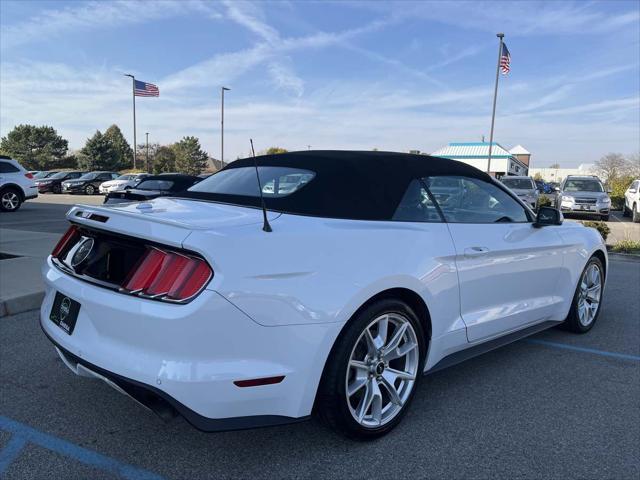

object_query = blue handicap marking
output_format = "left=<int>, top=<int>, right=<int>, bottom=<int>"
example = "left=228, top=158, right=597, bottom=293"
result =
left=524, top=339, right=640, bottom=362
left=0, top=416, right=165, bottom=479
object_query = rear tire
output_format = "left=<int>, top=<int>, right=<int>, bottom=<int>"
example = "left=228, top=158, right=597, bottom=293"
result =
left=317, top=299, right=425, bottom=439
left=622, top=203, right=630, bottom=217
left=53, top=184, right=61, bottom=194
left=0, top=187, right=22, bottom=212
left=562, top=256, right=604, bottom=333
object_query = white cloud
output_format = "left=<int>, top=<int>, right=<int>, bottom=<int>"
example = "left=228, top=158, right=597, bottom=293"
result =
left=1, top=0, right=221, bottom=50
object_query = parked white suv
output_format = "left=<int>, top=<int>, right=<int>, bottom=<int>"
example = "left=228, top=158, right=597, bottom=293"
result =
left=0, top=155, right=38, bottom=212
left=623, top=179, right=640, bottom=223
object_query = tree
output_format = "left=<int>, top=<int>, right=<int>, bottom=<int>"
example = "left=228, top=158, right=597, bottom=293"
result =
left=153, top=146, right=176, bottom=174
left=79, top=130, right=119, bottom=171
left=549, top=163, right=560, bottom=169
left=264, top=147, right=288, bottom=155
left=533, top=172, right=543, bottom=181
left=0, top=124, right=68, bottom=170
left=103, top=125, right=133, bottom=170
left=173, top=136, right=208, bottom=175
left=136, top=142, right=160, bottom=173
left=595, top=153, right=630, bottom=182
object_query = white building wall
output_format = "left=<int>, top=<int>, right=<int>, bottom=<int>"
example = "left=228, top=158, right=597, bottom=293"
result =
left=529, top=164, right=597, bottom=182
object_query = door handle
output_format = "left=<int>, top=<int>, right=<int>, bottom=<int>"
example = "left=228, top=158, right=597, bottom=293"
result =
left=464, top=246, right=490, bottom=257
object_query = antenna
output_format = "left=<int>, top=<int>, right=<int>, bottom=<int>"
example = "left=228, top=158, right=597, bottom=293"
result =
left=250, top=139, right=272, bottom=233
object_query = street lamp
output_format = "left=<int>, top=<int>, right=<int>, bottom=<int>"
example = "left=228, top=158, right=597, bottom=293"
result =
left=145, top=132, right=149, bottom=172
left=221, top=86, right=230, bottom=168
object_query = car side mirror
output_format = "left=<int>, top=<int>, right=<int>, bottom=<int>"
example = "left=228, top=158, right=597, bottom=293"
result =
left=553, top=187, right=561, bottom=192
left=630, top=189, right=637, bottom=194
left=534, top=206, right=563, bottom=228
left=124, top=185, right=132, bottom=190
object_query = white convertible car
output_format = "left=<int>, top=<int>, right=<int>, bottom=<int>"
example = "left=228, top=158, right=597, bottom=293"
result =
left=40, top=151, right=607, bottom=439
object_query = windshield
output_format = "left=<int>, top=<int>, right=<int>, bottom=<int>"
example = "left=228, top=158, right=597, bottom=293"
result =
left=79, top=172, right=98, bottom=180
left=115, top=174, right=132, bottom=181
left=563, top=179, right=603, bottom=192
left=501, top=178, right=534, bottom=190
left=189, top=167, right=315, bottom=197
left=136, top=179, right=174, bottom=191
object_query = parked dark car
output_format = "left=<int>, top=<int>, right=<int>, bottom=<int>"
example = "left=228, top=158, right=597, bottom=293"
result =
left=35, top=171, right=85, bottom=194
left=33, top=171, right=59, bottom=180
left=62, top=171, right=119, bottom=195
left=104, top=174, right=201, bottom=204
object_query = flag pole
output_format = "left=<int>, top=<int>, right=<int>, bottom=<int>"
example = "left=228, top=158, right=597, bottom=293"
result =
left=221, top=86, right=230, bottom=169
left=487, top=33, right=504, bottom=175
left=124, top=74, right=137, bottom=170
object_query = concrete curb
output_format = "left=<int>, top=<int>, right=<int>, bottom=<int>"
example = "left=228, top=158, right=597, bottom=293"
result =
left=0, top=291, right=44, bottom=317
left=608, top=252, right=640, bottom=262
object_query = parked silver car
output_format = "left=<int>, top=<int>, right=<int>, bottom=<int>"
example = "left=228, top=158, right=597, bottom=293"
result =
left=500, top=176, right=538, bottom=209
left=559, top=175, right=611, bottom=221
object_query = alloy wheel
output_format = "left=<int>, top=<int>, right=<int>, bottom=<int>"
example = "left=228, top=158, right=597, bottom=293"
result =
left=345, top=313, right=419, bottom=428
left=577, top=263, right=602, bottom=327
left=1, top=191, right=19, bottom=211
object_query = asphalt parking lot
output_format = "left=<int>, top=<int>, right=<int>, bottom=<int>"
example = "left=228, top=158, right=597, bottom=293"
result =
left=0, top=197, right=639, bottom=479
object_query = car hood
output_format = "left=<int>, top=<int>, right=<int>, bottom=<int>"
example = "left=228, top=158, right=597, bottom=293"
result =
left=101, top=180, right=126, bottom=187
left=509, top=188, right=537, bottom=196
left=72, top=196, right=281, bottom=232
left=562, top=191, right=609, bottom=200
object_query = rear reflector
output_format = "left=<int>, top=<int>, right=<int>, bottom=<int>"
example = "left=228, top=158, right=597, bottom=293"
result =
left=51, top=225, right=79, bottom=258
left=121, top=247, right=212, bottom=301
left=233, top=376, right=285, bottom=388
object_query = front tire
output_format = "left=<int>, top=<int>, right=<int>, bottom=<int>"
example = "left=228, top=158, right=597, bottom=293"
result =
left=633, top=203, right=640, bottom=223
left=563, top=256, right=604, bottom=333
left=52, top=184, right=61, bottom=194
left=317, top=299, right=425, bottom=439
left=85, top=185, right=96, bottom=195
left=0, top=188, right=22, bottom=212
left=601, top=214, right=610, bottom=222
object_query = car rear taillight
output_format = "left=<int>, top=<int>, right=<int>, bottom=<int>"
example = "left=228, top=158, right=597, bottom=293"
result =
left=122, top=247, right=212, bottom=302
left=51, top=225, right=80, bottom=258
left=25, top=172, right=34, bottom=179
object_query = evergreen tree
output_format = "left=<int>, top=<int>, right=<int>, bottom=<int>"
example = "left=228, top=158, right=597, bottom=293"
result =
left=103, top=124, right=133, bottom=170
left=173, top=136, right=208, bottom=175
left=153, top=146, right=176, bottom=174
left=79, top=130, right=119, bottom=171
left=0, top=124, right=68, bottom=170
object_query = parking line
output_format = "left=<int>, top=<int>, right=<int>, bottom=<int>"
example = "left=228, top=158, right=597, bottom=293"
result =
left=524, top=339, right=640, bottom=361
left=0, top=434, right=27, bottom=475
left=0, top=416, right=164, bottom=480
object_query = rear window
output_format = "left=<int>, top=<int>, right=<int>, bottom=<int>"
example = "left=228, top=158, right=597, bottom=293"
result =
left=501, top=178, right=534, bottom=190
left=0, top=161, right=20, bottom=173
left=189, top=167, right=315, bottom=198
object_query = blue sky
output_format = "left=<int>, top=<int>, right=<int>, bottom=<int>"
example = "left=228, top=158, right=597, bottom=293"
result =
left=1, top=0, right=638, bottom=167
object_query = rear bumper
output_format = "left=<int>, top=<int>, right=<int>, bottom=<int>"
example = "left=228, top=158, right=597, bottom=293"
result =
left=41, top=327, right=308, bottom=432
left=40, top=256, right=340, bottom=428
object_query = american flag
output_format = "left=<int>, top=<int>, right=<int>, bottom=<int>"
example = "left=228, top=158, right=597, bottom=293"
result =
left=500, top=43, right=511, bottom=75
left=134, top=80, right=159, bottom=97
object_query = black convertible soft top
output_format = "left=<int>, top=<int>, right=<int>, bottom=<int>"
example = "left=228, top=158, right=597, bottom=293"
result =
left=180, top=150, right=491, bottom=221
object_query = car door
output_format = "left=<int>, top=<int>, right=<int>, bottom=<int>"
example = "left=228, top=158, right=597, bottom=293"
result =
left=626, top=180, right=639, bottom=210
left=424, top=175, right=566, bottom=343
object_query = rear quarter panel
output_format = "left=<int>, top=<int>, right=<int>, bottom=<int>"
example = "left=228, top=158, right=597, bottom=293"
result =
left=184, top=214, right=463, bottom=345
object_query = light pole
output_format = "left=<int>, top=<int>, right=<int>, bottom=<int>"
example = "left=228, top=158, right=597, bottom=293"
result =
left=145, top=132, right=149, bottom=172
left=221, top=86, right=230, bottom=168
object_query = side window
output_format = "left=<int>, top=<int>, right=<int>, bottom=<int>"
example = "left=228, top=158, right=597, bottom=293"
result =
left=97, top=173, right=110, bottom=180
left=392, top=179, right=442, bottom=222
left=69, top=172, right=81, bottom=179
left=0, top=161, right=20, bottom=173
left=425, top=176, right=530, bottom=223
left=631, top=181, right=639, bottom=190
